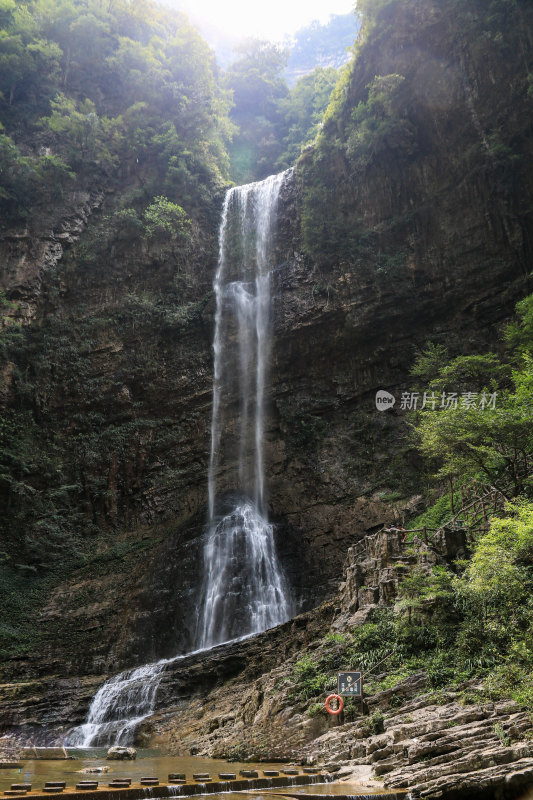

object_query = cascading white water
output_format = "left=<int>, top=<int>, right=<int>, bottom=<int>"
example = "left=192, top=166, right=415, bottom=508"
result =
left=197, top=170, right=293, bottom=649
left=67, top=661, right=167, bottom=747
left=67, top=170, right=292, bottom=748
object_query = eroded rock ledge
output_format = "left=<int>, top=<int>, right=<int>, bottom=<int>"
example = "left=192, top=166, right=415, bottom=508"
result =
left=301, top=676, right=533, bottom=800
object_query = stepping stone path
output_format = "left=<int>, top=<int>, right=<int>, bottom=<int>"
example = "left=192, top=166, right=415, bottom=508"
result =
left=0, top=765, right=326, bottom=798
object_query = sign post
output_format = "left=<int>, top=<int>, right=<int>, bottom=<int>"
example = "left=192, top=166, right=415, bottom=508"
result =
left=337, top=671, right=363, bottom=715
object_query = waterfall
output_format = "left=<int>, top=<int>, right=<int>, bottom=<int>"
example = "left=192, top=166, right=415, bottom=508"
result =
left=67, top=170, right=292, bottom=748
left=67, top=661, right=167, bottom=747
left=197, top=170, right=293, bottom=648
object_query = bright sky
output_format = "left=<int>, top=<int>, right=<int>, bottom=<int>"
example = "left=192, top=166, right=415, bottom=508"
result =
left=171, top=0, right=357, bottom=41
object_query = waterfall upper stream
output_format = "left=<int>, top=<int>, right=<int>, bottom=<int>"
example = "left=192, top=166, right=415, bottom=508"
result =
left=67, top=170, right=293, bottom=747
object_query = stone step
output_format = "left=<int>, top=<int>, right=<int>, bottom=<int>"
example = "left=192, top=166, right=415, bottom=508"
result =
left=140, top=780, right=158, bottom=786
left=76, top=784, right=98, bottom=790
left=303, top=768, right=319, bottom=774
left=168, top=780, right=186, bottom=785
left=4, top=791, right=28, bottom=796
left=45, top=784, right=66, bottom=789
left=263, top=770, right=279, bottom=777
left=10, top=786, right=31, bottom=791
left=192, top=774, right=210, bottom=780
left=217, top=773, right=236, bottom=780
left=168, top=774, right=185, bottom=781
left=373, top=758, right=398, bottom=776
left=43, top=788, right=63, bottom=793
left=281, top=769, right=299, bottom=775
left=239, top=771, right=258, bottom=778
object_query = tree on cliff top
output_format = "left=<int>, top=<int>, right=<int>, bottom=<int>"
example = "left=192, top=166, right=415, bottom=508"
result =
left=0, top=0, right=233, bottom=222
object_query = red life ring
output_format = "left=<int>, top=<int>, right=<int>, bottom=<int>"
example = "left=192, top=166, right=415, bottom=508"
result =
left=324, top=694, right=344, bottom=715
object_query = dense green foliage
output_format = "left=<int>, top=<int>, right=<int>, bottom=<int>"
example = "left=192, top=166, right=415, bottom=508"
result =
left=0, top=0, right=359, bottom=200
left=411, top=294, right=533, bottom=498
left=223, top=40, right=345, bottom=183
left=0, top=0, right=233, bottom=224
left=276, top=67, right=339, bottom=171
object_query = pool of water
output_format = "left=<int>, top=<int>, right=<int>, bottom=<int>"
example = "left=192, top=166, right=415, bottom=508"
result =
left=266, top=786, right=402, bottom=796
left=0, top=751, right=286, bottom=793
left=0, top=754, right=406, bottom=799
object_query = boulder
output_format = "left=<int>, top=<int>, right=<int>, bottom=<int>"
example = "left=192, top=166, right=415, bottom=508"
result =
left=106, top=746, right=136, bottom=761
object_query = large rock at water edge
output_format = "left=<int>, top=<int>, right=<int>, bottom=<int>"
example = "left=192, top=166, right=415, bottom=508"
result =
left=106, top=746, right=136, bottom=761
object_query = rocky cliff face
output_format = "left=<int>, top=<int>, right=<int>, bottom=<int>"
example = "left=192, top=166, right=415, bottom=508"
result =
left=255, top=0, right=533, bottom=615
left=1, top=0, right=533, bottom=717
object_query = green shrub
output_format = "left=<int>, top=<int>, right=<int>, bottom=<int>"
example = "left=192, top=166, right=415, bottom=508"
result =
left=292, top=654, right=329, bottom=700
left=143, top=196, right=191, bottom=240
left=370, top=709, right=385, bottom=734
